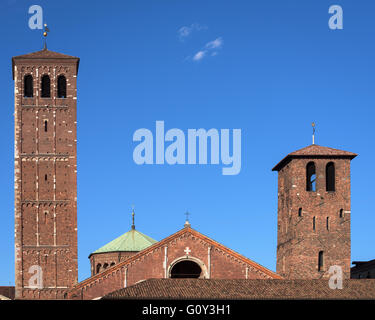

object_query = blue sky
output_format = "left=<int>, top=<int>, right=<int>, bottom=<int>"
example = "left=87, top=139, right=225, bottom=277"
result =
left=0, top=0, right=374, bottom=284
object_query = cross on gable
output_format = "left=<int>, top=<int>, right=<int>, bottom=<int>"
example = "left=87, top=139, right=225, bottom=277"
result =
left=184, top=247, right=191, bottom=255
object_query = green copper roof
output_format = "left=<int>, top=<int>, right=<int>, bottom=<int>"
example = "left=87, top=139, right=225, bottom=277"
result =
left=92, top=229, right=157, bottom=254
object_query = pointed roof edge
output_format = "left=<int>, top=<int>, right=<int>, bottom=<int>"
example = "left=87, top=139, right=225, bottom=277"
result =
left=88, top=229, right=157, bottom=258
left=272, top=144, right=357, bottom=172
left=12, top=48, right=80, bottom=79
left=73, top=227, right=282, bottom=290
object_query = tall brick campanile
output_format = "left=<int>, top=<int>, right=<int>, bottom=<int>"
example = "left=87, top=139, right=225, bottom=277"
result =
left=272, top=144, right=357, bottom=279
left=12, top=49, right=79, bottom=299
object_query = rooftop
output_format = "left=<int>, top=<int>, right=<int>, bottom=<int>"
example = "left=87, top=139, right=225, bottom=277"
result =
left=102, top=278, right=375, bottom=300
left=90, top=229, right=157, bottom=256
left=12, top=48, right=80, bottom=79
left=272, top=144, right=357, bottom=171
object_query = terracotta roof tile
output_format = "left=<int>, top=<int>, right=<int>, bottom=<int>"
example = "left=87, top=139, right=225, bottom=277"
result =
left=12, top=48, right=79, bottom=60
left=12, top=48, right=80, bottom=79
left=103, top=279, right=375, bottom=300
left=272, top=144, right=357, bottom=171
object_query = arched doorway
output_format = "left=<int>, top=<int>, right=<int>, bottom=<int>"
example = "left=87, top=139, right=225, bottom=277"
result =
left=170, top=260, right=202, bottom=278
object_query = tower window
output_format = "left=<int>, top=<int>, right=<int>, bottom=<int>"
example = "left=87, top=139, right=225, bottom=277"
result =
left=318, top=251, right=324, bottom=271
left=96, top=264, right=101, bottom=274
left=57, top=75, right=67, bottom=98
left=41, top=74, right=51, bottom=98
left=103, top=263, right=109, bottom=270
left=298, top=208, right=302, bottom=217
left=313, top=216, right=316, bottom=231
left=44, top=120, right=48, bottom=132
left=24, top=74, right=33, bottom=97
left=326, top=162, right=335, bottom=192
left=326, top=217, right=329, bottom=230
left=44, top=174, right=47, bottom=181
left=339, top=209, right=344, bottom=218
left=306, top=162, right=316, bottom=192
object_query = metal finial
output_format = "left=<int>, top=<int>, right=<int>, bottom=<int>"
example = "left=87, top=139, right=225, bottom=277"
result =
left=43, top=24, right=50, bottom=49
left=312, top=122, right=316, bottom=145
left=184, top=211, right=191, bottom=228
left=131, top=206, right=135, bottom=230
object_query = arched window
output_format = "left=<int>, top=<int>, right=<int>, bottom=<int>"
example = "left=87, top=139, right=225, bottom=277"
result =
left=339, top=209, right=344, bottom=218
left=318, top=251, right=324, bottom=271
left=103, top=263, right=109, bottom=270
left=110, top=262, right=115, bottom=267
left=57, top=75, right=67, bottom=98
left=41, top=74, right=51, bottom=98
left=96, top=264, right=101, bottom=274
left=24, top=74, right=33, bottom=97
left=326, top=162, right=335, bottom=192
left=306, top=162, right=316, bottom=192
left=170, top=260, right=202, bottom=278
left=298, top=208, right=302, bottom=217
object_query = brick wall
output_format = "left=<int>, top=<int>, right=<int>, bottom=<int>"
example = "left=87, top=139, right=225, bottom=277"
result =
left=13, top=52, right=79, bottom=299
left=69, top=228, right=279, bottom=300
left=276, top=157, right=352, bottom=279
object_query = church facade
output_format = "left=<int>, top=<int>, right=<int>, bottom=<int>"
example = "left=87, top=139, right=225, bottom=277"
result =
left=12, top=48, right=357, bottom=300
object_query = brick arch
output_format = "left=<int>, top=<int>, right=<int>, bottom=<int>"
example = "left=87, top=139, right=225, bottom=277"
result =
left=167, top=256, right=209, bottom=279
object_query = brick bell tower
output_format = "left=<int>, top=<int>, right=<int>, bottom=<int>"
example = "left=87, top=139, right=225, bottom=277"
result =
left=12, top=48, right=79, bottom=299
left=272, top=143, right=357, bottom=279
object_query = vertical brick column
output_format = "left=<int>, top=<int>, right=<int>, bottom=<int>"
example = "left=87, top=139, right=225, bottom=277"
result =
left=12, top=49, right=80, bottom=299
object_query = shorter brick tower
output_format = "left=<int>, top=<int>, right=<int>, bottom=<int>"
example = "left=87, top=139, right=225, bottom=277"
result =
left=272, top=144, right=357, bottom=279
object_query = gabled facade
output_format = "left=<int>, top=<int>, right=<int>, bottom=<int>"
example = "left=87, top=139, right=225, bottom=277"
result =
left=69, top=224, right=282, bottom=300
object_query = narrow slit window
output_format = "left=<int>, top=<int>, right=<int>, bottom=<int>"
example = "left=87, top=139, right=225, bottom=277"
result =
left=326, top=162, right=335, bottom=192
left=41, top=74, right=51, bottom=98
left=306, top=162, right=316, bottom=192
left=24, top=74, right=33, bottom=97
left=339, top=209, right=344, bottom=218
left=326, top=217, right=329, bottom=230
left=45, top=174, right=47, bottom=181
left=313, top=216, right=316, bottom=231
left=44, top=120, right=48, bottom=132
left=44, top=211, right=48, bottom=224
left=318, top=251, right=324, bottom=271
left=57, top=75, right=67, bottom=98
left=298, top=208, right=302, bottom=217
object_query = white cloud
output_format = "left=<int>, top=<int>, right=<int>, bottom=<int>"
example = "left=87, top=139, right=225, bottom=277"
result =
left=178, top=26, right=192, bottom=38
left=205, top=37, right=223, bottom=49
left=191, top=37, right=223, bottom=62
left=193, top=50, right=206, bottom=61
left=178, top=23, right=207, bottom=40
